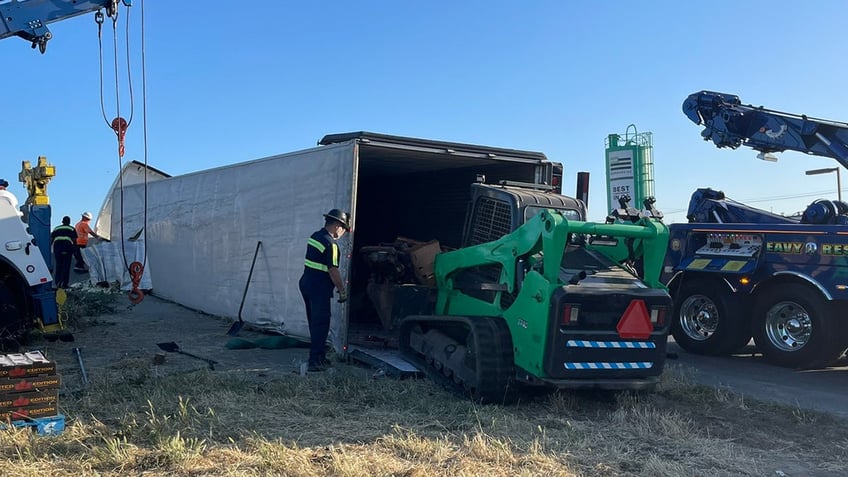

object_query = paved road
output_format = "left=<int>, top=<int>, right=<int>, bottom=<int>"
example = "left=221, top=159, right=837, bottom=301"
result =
left=666, top=340, right=848, bottom=419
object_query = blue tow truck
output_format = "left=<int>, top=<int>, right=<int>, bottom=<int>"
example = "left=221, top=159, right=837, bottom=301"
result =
left=663, top=91, right=848, bottom=369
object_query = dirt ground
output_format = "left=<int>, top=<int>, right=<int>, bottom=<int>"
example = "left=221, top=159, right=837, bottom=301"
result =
left=45, top=289, right=314, bottom=390
left=37, top=276, right=848, bottom=421
left=11, top=280, right=843, bottom=476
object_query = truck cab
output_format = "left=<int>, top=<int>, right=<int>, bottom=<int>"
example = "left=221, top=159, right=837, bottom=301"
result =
left=0, top=201, right=58, bottom=348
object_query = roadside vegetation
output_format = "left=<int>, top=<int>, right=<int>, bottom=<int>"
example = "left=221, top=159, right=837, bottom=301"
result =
left=59, top=285, right=125, bottom=330
left=2, top=289, right=845, bottom=476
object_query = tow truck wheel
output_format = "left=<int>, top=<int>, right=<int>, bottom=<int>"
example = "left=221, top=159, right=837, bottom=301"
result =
left=0, top=282, right=25, bottom=350
left=752, top=284, right=843, bottom=369
left=671, top=280, right=751, bottom=356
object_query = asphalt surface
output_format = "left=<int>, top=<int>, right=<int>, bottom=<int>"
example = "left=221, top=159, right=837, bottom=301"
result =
left=666, top=340, right=848, bottom=419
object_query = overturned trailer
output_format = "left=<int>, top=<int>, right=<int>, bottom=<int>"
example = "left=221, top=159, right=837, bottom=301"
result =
left=89, top=160, right=170, bottom=291
left=99, top=132, right=564, bottom=354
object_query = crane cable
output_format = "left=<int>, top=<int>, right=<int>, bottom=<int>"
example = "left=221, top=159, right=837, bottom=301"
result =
left=96, top=2, right=149, bottom=304
left=135, top=0, right=151, bottom=304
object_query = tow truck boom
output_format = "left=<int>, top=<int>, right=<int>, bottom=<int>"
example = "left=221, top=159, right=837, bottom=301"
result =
left=0, top=0, right=130, bottom=53
left=666, top=90, right=848, bottom=370
left=0, top=0, right=131, bottom=345
left=683, top=90, right=848, bottom=170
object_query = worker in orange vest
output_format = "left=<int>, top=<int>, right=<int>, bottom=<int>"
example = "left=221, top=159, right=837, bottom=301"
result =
left=74, top=211, right=108, bottom=272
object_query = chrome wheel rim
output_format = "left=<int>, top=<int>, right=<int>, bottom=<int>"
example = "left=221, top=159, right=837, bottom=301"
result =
left=679, top=294, right=719, bottom=341
left=764, top=301, right=812, bottom=352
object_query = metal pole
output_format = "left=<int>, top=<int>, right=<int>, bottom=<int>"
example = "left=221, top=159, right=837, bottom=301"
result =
left=73, top=347, right=89, bottom=386
left=805, top=167, right=843, bottom=202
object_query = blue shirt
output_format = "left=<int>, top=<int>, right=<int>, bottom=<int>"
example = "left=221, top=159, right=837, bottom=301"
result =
left=301, top=228, right=339, bottom=293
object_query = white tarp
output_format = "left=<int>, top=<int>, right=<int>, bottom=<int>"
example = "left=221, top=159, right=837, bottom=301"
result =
left=84, top=160, right=169, bottom=291
left=85, top=238, right=153, bottom=292
left=99, top=142, right=355, bottom=349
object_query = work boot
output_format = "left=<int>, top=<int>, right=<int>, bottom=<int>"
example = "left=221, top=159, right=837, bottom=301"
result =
left=307, top=362, right=326, bottom=373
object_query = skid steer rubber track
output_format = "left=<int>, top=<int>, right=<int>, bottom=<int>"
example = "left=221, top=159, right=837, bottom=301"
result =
left=398, top=315, right=517, bottom=404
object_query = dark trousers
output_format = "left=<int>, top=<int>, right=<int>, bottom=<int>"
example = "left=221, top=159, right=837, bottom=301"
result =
left=299, top=278, right=331, bottom=365
left=74, top=244, right=87, bottom=269
left=54, top=251, right=73, bottom=288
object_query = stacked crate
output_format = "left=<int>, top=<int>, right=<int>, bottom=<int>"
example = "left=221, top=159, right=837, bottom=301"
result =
left=0, top=351, right=61, bottom=425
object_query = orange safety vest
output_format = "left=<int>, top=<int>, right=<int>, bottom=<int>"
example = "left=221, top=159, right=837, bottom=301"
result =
left=75, top=219, right=94, bottom=246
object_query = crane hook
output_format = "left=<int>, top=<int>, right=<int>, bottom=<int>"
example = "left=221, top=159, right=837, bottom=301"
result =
left=111, top=117, right=128, bottom=157
left=128, top=261, right=145, bottom=304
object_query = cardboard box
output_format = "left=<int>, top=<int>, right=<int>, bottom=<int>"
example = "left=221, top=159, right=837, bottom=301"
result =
left=0, top=403, right=59, bottom=422
left=0, top=390, right=58, bottom=408
left=0, top=375, right=61, bottom=394
left=408, top=240, right=440, bottom=287
left=0, top=351, right=56, bottom=378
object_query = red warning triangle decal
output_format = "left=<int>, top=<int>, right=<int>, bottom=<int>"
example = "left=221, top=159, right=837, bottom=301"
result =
left=616, top=299, right=652, bottom=339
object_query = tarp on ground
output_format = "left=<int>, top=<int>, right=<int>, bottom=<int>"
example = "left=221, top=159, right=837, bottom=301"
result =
left=96, top=142, right=355, bottom=349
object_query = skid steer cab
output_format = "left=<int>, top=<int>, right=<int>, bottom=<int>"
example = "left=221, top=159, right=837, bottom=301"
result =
left=398, top=183, right=672, bottom=404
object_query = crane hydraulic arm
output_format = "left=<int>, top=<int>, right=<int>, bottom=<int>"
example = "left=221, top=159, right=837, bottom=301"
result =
left=683, top=90, right=848, bottom=170
left=0, top=0, right=130, bottom=53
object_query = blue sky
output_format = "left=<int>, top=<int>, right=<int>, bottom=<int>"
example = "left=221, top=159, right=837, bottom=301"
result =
left=1, top=0, right=846, bottom=228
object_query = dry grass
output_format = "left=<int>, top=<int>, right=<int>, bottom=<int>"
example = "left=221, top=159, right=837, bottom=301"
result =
left=0, top=364, right=845, bottom=477
left=2, top=290, right=846, bottom=476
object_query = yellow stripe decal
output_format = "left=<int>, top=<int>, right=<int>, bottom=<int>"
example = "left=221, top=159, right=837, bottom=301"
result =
left=686, top=259, right=711, bottom=270
left=308, top=238, right=325, bottom=253
left=304, top=259, right=328, bottom=272
left=721, top=260, right=747, bottom=272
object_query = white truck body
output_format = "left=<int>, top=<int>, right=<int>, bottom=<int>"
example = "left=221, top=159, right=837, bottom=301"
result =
left=98, top=132, right=559, bottom=353
left=0, top=201, right=52, bottom=287
left=0, top=198, right=56, bottom=338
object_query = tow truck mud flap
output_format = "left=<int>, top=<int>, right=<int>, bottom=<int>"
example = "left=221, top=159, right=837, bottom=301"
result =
left=348, top=346, right=422, bottom=378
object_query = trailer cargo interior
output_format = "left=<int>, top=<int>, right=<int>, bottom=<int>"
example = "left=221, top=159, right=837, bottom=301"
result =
left=318, top=132, right=563, bottom=351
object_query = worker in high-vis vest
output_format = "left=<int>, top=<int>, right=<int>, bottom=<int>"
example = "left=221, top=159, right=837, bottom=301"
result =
left=74, top=211, right=108, bottom=272
left=50, top=216, right=78, bottom=289
left=299, top=208, right=351, bottom=372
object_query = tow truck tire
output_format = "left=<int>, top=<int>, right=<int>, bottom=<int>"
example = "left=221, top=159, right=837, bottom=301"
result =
left=0, top=282, right=25, bottom=349
left=752, top=284, right=843, bottom=369
left=671, top=280, right=750, bottom=356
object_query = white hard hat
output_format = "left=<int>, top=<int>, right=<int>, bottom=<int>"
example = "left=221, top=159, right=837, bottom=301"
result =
left=82, top=211, right=93, bottom=219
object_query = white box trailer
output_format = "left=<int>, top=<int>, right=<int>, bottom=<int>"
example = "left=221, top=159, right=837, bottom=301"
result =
left=101, top=132, right=563, bottom=355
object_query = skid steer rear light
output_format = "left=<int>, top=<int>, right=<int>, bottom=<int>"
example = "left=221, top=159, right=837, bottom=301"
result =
left=649, top=306, right=666, bottom=327
left=561, top=304, right=579, bottom=326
